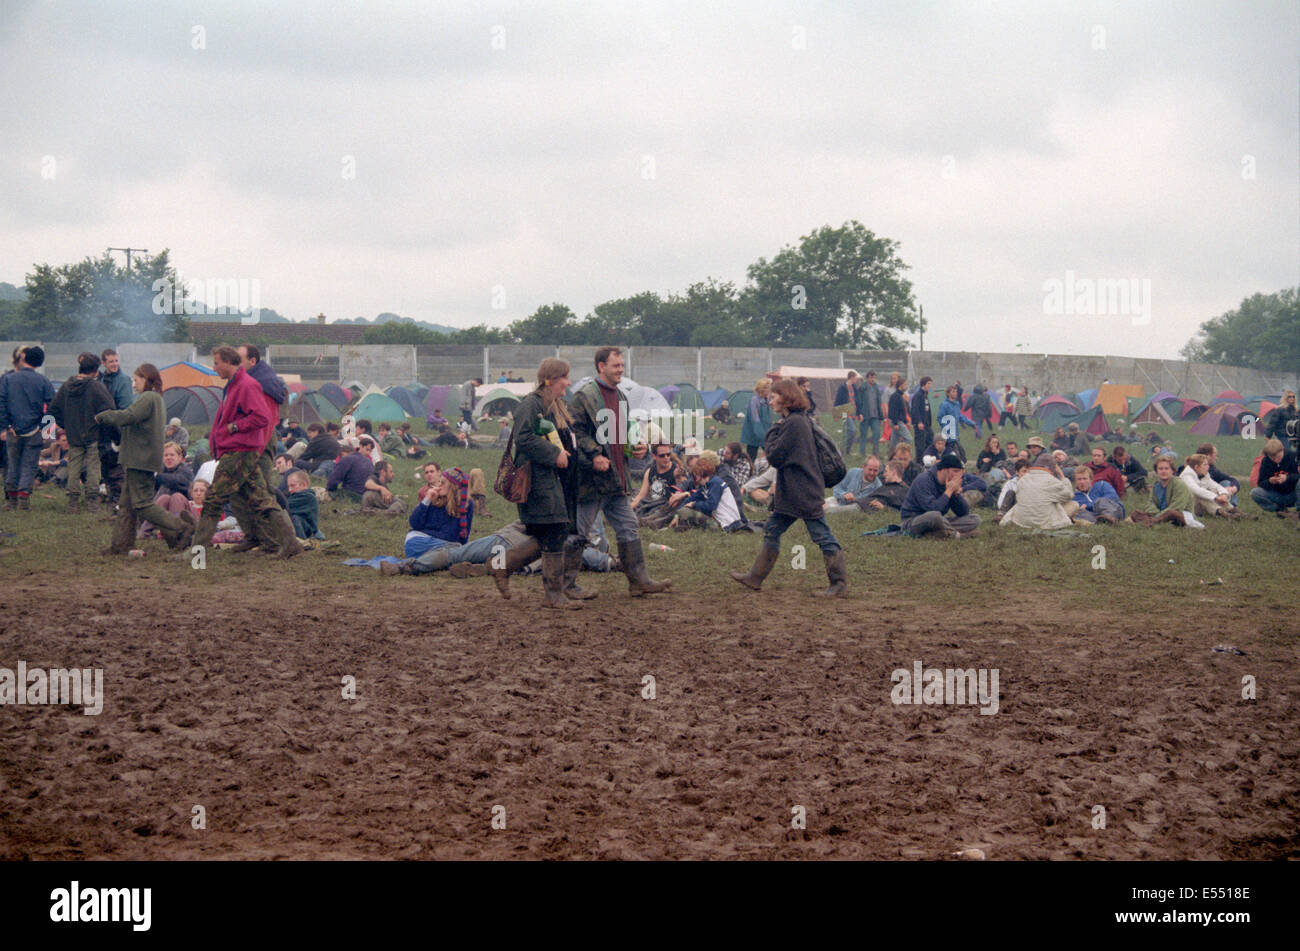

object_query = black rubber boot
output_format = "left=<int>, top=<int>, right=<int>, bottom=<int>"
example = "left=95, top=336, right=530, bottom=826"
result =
left=729, top=544, right=779, bottom=591
left=815, top=549, right=848, bottom=598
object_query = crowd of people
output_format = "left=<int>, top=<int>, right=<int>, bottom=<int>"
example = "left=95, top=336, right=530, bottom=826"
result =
left=3, top=343, right=1296, bottom=602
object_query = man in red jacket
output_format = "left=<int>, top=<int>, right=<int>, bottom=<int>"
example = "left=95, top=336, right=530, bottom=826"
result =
left=190, top=346, right=301, bottom=558
left=1085, top=447, right=1126, bottom=498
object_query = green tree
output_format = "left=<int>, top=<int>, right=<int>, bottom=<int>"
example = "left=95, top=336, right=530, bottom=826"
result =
left=743, top=221, right=918, bottom=348
left=1182, top=288, right=1299, bottom=373
left=362, top=321, right=442, bottom=345
left=509, top=303, right=580, bottom=345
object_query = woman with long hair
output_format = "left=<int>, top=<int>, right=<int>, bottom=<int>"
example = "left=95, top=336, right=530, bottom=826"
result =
left=730, top=378, right=847, bottom=597
left=94, top=363, right=194, bottom=555
left=740, top=377, right=773, bottom=462
left=491, top=358, right=583, bottom=608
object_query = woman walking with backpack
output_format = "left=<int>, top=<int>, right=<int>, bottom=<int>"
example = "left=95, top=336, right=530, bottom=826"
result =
left=730, top=378, right=847, bottom=598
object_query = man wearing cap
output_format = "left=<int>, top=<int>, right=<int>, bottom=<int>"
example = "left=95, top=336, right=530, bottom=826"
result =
left=0, top=345, right=57, bottom=510
left=898, top=452, right=981, bottom=538
left=1000, top=452, right=1077, bottom=530
left=1025, top=436, right=1047, bottom=461
left=833, top=371, right=862, bottom=456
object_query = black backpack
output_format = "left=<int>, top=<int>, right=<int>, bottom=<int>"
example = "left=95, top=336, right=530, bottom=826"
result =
left=808, top=416, right=848, bottom=487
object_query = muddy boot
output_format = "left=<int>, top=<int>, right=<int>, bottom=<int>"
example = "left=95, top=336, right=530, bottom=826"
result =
left=380, top=559, right=415, bottom=576
left=541, top=552, right=581, bottom=610
left=729, top=544, right=779, bottom=591
left=472, top=492, right=488, bottom=517
left=104, top=504, right=139, bottom=556
left=16, top=493, right=30, bottom=511
left=66, top=496, right=81, bottom=515
left=620, top=537, right=671, bottom=597
left=815, top=549, right=848, bottom=598
left=562, top=536, right=597, bottom=600
left=491, top=536, right=541, bottom=600
left=1153, top=510, right=1185, bottom=527
left=449, top=562, right=487, bottom=578
left=266, top=509, right=304, bottom=559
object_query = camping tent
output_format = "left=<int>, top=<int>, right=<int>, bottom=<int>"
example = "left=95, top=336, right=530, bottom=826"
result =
left=658, top=385, right=680, bottom=406
left=386, top=386, right=424, bottom=418
left=472, top=385, right=523, bottom=420
left=160, top=361, right=221, bottom=390
left=1072, top=388, right=1099, bottom=411
left=1131, top=399, right=1175, bottom=425
left=698, top=387, right=729, bottom=410
left=164, top=385, right=222, bottom=426
left=727, top=389, right=754, bottom=417
left=285, top=394, right=324, bottom=427
left=1209, top=390, right=1243, bottom=405
left=350, top=392, right=408, bottom=424
left=1175, top=398, right=1207, bottom=420
left=569, top=376, right=672, bottom=419
left=672, top=383, right=707, bottom=413
left=287, top=381, right=309, bottom=395
left=1189, top=402, right=1252, bottom=436
left=318, top=383, right=351, bottom=410
left=1092, top=383, right=1144, bottom=415
left=1033, top=395, right=1085, bottom=431
left=424, top=385, right=463, bottom=424
left=301, top=392, right=341, bottom=422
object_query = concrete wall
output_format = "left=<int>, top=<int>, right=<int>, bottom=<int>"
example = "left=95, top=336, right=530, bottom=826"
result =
left=4, top=339, right=1293, bottom=404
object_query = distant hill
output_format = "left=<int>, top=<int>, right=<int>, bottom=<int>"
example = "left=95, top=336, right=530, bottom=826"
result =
left=333, top=312, right=457, bottom=335
left=0, top=282, right=26, bottom=302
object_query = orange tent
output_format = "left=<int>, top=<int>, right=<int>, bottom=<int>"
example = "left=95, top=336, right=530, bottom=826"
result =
left=160, top=361, right=223, bottom=390
left=1093, top=383, right=1144, bottom=415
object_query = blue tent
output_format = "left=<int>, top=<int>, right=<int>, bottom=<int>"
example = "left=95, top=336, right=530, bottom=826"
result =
left=698, top=387, right=729, bottom=410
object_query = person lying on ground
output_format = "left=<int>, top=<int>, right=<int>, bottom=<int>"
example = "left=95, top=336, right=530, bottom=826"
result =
left=667, top=450, right=747, bottom=531
left=1180, top=452, right=1241, bottom=519
left=1000, top=453, right=1076, bottom=530
left=382, top=520, right=617, bottom=577
left=285, top=469, right=324, bottom=539
left=403, top=469, right=472, bottom=558
left=1110, top=445, right=1146, bottom=491
left=898, top=452, right=981, bottom=538
left=863, top=459, right=911, bottom=512
left=361, top=459, right=407, bottom=515
left=1250, top=438, right=1298, bottom=515
left=1132, top=456, right=1197, bottom=527
left=1070, top=465, right=1123, bottom=525
left=326, top=437, right=373, bottom=504
left=824, top=455, right=882, bottom=513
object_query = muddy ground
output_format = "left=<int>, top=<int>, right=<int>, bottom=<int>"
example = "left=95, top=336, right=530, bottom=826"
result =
left=1, top=572, right=1297, bottom=860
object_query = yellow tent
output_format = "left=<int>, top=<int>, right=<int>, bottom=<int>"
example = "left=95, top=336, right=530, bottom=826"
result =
left=159, top=361, right=223, bottom=390
left=1093, top=383, right=1144, bottom=415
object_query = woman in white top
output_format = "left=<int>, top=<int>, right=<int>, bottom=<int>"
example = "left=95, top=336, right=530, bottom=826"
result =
left=1180, top=453, right=1241, bottom=518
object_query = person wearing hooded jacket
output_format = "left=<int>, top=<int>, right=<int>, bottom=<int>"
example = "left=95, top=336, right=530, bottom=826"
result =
left=50, top=351, right=114, bottom=512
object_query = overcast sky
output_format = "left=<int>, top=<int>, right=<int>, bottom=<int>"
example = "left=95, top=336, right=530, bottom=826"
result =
left=2, top=0, right=1296, bottom=358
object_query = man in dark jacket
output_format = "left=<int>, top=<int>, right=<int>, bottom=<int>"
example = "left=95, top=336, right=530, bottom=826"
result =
left=297, top=423, right=342, bottom=474
left=570, top=346, right=670, bottom=597
left=899, top=452, right=981, bottom=538
left=97, top=348, right=131, bottom=507
left=833, top=371, right=861, bottom=456
left=0, top=345, right=57, bottom=510
left=864, top=460, right=911, bottom=511
left=857, top=370, right=885, bottom=457
left=909, top=377, right=934, bottom=457
left=1251, top=438, right=1298, bottom=513
left=50, top=352, right=114, bottom=512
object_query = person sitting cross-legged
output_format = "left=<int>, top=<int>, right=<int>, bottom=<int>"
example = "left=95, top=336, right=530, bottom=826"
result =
left=1000, top=453, right=1077, bottom=530
left=1070, top=465, right=1124, bottom=525
left=1132, top=456, right=1196, bottom=527
left=899, top=452, right=982, bottom=538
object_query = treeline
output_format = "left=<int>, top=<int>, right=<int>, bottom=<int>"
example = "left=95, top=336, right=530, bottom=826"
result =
left=367, top=221, right=921, bottom=349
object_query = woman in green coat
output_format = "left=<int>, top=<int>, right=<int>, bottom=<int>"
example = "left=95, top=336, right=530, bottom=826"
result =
left=94, top=363, right=194, bottom=554
left=490, top=358, right=582, bottom=609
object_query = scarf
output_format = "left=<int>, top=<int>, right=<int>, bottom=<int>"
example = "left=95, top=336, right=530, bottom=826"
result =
left=443, top=467, right=471, bottom=541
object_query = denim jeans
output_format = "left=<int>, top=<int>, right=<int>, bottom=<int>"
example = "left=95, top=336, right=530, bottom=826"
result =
left=404, top=534, right=461, bottom=558
left=576, top=493, right=639, bottom=545
left=1250, top=486, right=1297, bottom=511
left=761, top=510, right=841, bottom=554
left=842, top=416, right=862, bottom=455
left=862, top=418, right=882, bottom=453
left=5, top=430, right=43, bottom=494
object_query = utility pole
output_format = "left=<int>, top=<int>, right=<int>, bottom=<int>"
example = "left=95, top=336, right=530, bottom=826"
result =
left=918, top=304, right=925, bottom=351
left=106, top=246, right=148, bottom=272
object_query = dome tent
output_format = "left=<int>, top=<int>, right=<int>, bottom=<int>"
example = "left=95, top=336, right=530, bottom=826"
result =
left=350, top=391, right=408, bottom=424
